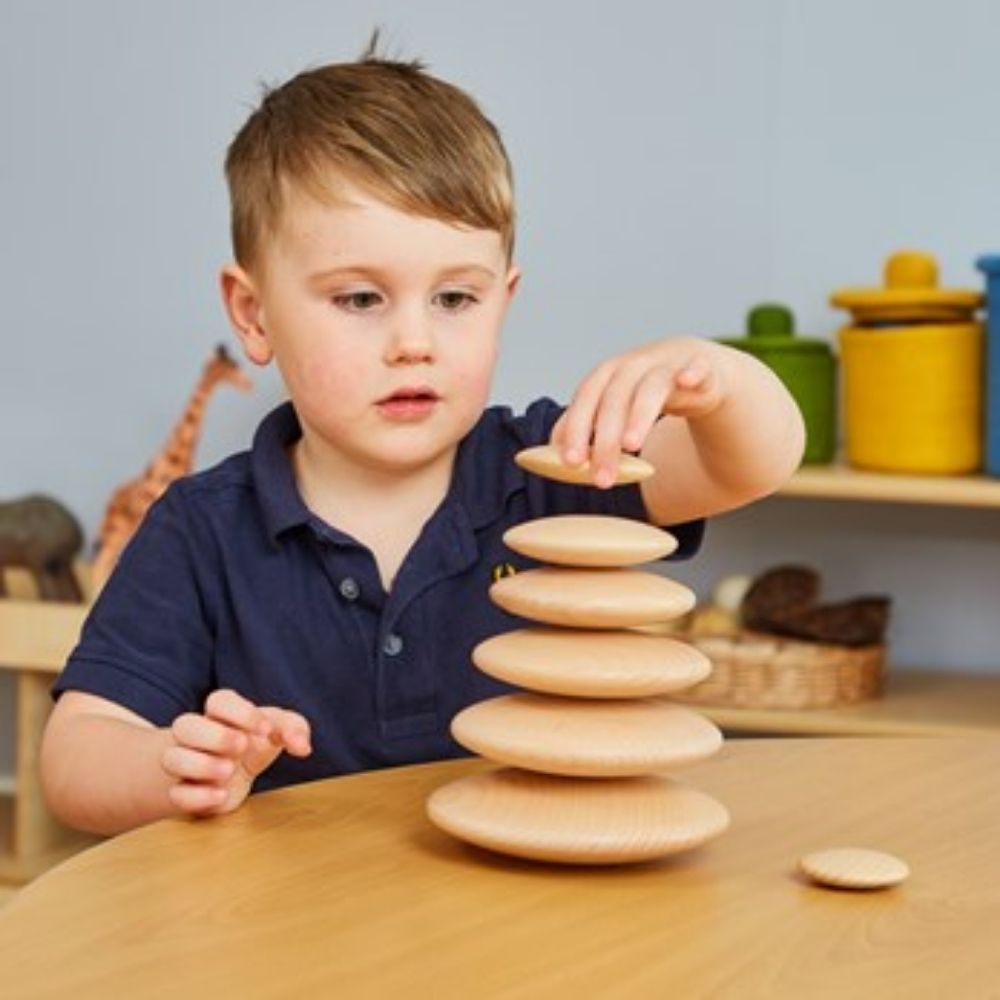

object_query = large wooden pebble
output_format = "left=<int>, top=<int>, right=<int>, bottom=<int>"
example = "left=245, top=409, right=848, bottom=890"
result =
left=427, top=768, right=730, bottom=864
left=799, top=848, right=910, bottom=889
left=452, top=694, right=722, bottom=777
left=473, top=628, right=711, bottom=698
left=491, top=567, right=695, bottom=628
left=515, top=445, right=654, bottom=485
left=504, top=516, right=677, bottom=567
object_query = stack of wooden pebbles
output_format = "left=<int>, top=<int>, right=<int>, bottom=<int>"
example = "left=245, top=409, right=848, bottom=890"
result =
left=427, top=445, right=730, bottom=865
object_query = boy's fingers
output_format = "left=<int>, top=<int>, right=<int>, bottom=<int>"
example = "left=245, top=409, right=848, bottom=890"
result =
left=168, top=781, right=228, bottom=815
left=560, top=363, right=616, bottom=465
left=204, top=689, right=273, bottom=739
left=667, top=362, right=721, bottom=415
left=549, top=413, right=567, bottom=447
left=162, top=745, right=236, bottom=785
left=591, top=365, right=644, bottom=487
left=675, top=358, right=709, bottom=389
left=260, top=707, right=312, bottom=756
left=623, top=366, right=675, bottom=452
left=171, top=713, right=248, bottom=758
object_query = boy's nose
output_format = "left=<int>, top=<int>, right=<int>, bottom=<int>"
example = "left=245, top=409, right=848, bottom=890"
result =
left=385, top=310, right=435, bottom=365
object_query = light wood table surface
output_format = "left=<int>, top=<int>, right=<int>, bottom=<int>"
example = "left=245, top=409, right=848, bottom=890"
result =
left=1, top=738, right=998, bottom=999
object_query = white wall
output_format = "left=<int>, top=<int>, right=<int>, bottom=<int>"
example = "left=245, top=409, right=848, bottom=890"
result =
left=2, top=0, right=998, bottom=773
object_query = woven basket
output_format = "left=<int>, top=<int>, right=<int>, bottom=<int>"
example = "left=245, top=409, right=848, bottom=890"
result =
left=672, top=630, right=885, bottom=710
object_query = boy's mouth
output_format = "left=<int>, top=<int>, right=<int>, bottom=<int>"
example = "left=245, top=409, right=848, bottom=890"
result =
left=376, top=385, right=441, bottom=420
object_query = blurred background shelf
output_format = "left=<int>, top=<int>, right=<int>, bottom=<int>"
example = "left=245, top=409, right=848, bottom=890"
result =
left=779, top=463, right=1000, bottom=508
left=0, top=591, right=98, bottom=886
left=701, top=667, right=1000, bottom=737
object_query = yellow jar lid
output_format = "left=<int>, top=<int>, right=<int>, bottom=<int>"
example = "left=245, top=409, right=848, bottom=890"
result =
left=830, top=250, right=983, bottom=323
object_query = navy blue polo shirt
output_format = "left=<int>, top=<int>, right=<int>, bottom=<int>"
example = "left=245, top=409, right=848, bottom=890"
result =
left=55, top=398, right=703, bottom=793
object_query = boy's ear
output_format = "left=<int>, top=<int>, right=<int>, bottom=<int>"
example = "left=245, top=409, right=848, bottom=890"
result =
left=505, top=264, right=522, bottom=299
left=220, top=264, right=272, bottom=366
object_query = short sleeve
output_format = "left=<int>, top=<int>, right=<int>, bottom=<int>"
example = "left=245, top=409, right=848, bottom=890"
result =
left=52, top=484, right=216, bottom=725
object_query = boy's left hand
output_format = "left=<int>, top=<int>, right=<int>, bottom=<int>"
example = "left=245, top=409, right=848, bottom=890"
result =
left=550, top=338, right=728, bottom=488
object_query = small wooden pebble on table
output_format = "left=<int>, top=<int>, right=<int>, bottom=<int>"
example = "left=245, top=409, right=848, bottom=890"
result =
left=427, top=446, right=730, bottom=864
left=799, top=847, right=910, bottom=890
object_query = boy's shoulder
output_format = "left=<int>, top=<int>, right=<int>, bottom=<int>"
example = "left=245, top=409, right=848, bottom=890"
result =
left=162, top=402, right=304, bottom=538
left=451, top=397, right=563, bottom=528
left=474, top=397, right=563, bottom=448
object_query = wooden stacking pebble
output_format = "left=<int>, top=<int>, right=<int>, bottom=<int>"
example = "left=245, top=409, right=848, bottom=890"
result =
left=473, top=628, right=711, bottom=698
left=799, top=847, right=910, bottom=890
left=427, top=446, right=729, bottom=865
left=428, top=769, right=730, bottom=865
left=504, top=515, right=678, bottom=566
left=490, top=567, right=696, bottom=628
left=514, top=445, right=654, bottom=485
left=451, top=694, right=722, bottom=776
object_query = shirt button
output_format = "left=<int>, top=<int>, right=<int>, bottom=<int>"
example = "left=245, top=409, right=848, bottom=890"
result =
left=383, top=633, right=404, bottom=657
left=339, top=577, right=360, bottom=601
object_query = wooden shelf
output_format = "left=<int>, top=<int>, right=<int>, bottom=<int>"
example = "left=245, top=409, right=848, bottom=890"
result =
left=0, top=793, right=94, bottom=886
left=0, top=600, right=89, bottom=676
left=0, top=596, right=96, bottom=886
left=778, top=463, right=1000, bottom=508
left=699, top=668, right=1000, bottom=737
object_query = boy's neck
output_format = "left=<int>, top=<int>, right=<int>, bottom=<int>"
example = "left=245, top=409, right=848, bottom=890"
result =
left=289, top=436, right=457, bottom=588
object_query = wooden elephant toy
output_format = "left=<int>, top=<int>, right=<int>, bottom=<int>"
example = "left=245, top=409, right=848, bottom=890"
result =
left=0, top=495, right=85, bottom=602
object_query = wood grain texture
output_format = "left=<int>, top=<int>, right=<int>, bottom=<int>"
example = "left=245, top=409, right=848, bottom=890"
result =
left=472, top=627, right=711, bottom=698
left=450, top=694, right=723, bottom=776
left=490, top=567, right=695, bottom=628
left=503, top=515, right=677, bottom=566
left=2, top=739, right=999, bottom=998
left=426, top=769, right=729, bottom=863
left=514, top=445, right=654, bottom=485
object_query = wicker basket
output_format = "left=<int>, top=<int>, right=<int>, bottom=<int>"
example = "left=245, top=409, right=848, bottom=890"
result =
left=672, top=630, right=885, bottom=710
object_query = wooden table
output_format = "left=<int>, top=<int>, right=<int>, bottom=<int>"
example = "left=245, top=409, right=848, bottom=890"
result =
left=1, top=738, right=998, bottom=998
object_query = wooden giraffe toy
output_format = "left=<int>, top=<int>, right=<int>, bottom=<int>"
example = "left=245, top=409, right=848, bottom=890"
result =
left=92, top=345, right=252, bottom=588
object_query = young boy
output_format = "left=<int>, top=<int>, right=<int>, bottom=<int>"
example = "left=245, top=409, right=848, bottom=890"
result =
left=41, top=47, right=804, bottom=836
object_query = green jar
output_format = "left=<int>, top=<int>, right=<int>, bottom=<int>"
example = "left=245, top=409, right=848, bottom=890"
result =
left=719, top=304, right=837, bottom=464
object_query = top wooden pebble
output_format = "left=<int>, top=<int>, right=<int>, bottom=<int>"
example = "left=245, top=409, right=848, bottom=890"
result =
left=515, top=445, right=655, bottom=485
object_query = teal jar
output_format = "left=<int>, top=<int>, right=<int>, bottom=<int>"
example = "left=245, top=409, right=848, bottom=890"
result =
left=719, top=304, right=837, bottom=464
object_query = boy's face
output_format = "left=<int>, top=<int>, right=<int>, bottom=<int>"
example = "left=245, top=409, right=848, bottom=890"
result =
left=222, top=184, right=519, bottom=480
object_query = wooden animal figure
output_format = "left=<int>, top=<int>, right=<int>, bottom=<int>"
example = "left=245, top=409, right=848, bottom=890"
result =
left=92, top=345, right=252, bottom=588
left=0, top=495, right=85, bottom=602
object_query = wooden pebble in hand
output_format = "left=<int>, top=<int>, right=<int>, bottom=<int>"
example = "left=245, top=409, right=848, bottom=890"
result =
left=799, top=847, right=910, bottom=890
left=515, top=445, right=654, bottom=485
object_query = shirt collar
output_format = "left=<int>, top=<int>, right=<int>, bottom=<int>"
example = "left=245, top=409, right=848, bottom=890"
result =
left=451, top=404, right=531, bottom=530
left=251, top=401, right=312, bottom=543
left=251, top=400, right=530, bottom=544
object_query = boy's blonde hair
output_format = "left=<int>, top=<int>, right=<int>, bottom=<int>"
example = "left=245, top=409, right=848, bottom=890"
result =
left=225, top=42, right=515, bottom=271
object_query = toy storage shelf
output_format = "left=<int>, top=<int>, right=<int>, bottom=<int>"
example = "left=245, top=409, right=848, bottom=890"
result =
left=703, top=461, right=1000, bottom=738
left=699, top=668, right=1000, bottom=737
left=778, top=462, right=1000, bottom=508
left=0, top=595, right=99, bottom=885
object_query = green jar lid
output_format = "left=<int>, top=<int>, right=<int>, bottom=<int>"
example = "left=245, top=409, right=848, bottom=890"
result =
left=721, top=304, right=832, bottom=354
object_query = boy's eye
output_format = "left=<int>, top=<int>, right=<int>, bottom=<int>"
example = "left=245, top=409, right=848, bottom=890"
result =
left=333, top=291, right=383, bottom=312
left=435, top=290, right=477, bottom=311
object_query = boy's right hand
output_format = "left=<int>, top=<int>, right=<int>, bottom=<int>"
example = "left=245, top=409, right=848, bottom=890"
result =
left=162, top=689, right=312, bottom=817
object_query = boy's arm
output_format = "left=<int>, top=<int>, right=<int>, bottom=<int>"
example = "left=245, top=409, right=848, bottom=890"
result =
left=41, top=690, right=312, bottom=836
left=551, top=337, right=805, bottom=524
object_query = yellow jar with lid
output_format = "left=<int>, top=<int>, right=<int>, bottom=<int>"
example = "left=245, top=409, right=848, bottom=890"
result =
left=831, top=250, right=984, bottom=474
